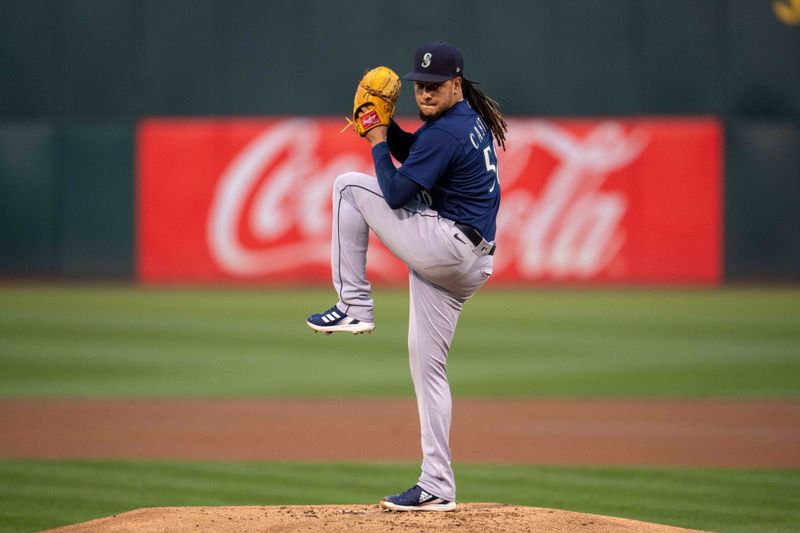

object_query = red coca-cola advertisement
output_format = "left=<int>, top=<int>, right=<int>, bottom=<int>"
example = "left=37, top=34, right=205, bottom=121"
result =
left=137, top=117, right=722, bottom=285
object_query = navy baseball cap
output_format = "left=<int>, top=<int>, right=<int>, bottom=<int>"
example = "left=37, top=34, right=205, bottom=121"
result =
left=403, top=40, right=464, bottom=83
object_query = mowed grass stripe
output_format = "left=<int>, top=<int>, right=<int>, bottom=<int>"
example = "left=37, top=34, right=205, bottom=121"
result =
left=0, top=460, right=798, bottom=533
left=1, top=286, right=798, bottom=397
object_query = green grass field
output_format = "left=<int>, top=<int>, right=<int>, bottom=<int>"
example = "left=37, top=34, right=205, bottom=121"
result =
left=1, top=286, right=798, bottom=397
left=1, top=285, right=799, bottom=532
left=1, top=460, right=798, bottom=533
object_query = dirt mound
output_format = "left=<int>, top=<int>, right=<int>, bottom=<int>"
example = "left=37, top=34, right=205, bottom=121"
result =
left=44, top=504, right=707, bottom=532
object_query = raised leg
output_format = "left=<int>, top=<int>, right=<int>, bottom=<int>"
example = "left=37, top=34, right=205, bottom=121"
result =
left=331, top=172, right=376, bottom=322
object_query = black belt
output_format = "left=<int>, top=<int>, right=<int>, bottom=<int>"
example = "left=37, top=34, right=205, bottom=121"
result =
left=454, top=222, right=496, bottom=256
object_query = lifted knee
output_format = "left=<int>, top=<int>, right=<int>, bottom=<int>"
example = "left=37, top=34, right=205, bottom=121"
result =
left=334, top=171, right=370, bottom=191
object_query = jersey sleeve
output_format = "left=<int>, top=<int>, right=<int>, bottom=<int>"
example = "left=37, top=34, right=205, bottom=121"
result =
left=371, top=142, right=422, bottom=209
left=397, top=127, right=461, bottom=190
left=386, top=120, right=417, bottom=163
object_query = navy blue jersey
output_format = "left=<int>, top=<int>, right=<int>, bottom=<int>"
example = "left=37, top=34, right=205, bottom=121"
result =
left=389, top=100, right=500, bottom=242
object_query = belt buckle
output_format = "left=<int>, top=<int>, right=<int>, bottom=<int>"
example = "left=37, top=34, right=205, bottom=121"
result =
left=455, top=222, right=495, bottom=257
left=473, top=238, right=495, bottom=257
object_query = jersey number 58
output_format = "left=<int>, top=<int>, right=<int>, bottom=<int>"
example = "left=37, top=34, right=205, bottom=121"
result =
left=483, top=145, right=499, bottom=193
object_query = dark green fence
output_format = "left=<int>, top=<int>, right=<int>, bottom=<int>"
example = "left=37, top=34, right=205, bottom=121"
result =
left=0, top=123, right=58, bottom=276
left=2, top=0, right=799, bottom=118
left=725, top=121, right=800, bottom=280
left=1, top=0, right=798, bottom=279
left=0, top=122, right=133, bottom=279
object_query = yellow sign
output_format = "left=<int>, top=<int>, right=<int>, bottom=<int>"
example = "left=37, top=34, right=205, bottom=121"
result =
left=774, top=0, right=800, bottom=25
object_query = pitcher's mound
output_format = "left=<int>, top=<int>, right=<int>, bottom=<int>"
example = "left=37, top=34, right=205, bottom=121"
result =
left=45, top=504, right=707, bottom=532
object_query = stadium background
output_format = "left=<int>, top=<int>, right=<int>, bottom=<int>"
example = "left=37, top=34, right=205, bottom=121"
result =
left=1, top=1, right=799, bottom=532
left=1, top=0, right=798, bottom=281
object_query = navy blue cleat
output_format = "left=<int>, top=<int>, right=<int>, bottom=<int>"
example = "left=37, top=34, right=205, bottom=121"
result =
left=306, top=305, right=375, bottom=335
left=380, top=485, right=456, bottom=512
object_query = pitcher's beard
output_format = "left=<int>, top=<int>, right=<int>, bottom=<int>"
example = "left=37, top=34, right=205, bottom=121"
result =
left=418, top=98, right=455, bottom=122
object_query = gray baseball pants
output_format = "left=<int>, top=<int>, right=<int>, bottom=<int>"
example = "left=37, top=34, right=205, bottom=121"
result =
left=331, top=171, right=493, bottom=501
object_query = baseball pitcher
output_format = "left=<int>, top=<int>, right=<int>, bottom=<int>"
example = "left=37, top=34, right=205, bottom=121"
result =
left=307, top=40, right=507, bottom=511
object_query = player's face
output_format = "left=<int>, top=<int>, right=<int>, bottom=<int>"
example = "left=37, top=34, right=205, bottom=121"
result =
left=414, top=78, right=459, bottom=121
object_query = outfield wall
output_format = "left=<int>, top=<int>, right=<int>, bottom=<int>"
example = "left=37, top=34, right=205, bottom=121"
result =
left=136, top=117, right=722, bottom=285
left=0, top=122, right=134, bottom=279
left=4, top=118, right=798, bottom=284
left=1, top=0, right=798, bottom=282
left=3, top=0, right=798, bottom=118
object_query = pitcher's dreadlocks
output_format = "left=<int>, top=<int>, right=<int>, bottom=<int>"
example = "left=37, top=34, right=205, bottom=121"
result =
left=462, top=79, right=508, bottom=151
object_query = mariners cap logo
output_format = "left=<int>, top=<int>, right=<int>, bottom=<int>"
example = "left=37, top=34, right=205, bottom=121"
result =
left=421, top=53, right=432, bottom=68
left=404, top=41, right=464, bottom=83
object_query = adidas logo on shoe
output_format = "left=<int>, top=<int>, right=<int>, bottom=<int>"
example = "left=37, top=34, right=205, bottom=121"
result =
left=306, top=305, right=375, bottom=335
left=379, top=484, right=456, bottom=512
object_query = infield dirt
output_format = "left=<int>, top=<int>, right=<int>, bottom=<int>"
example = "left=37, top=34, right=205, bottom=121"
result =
left=43, top=504, right=708, bottom=533
left=2, top=398, right=799, bottom=466
left=7, top=398, right=797, bottom=532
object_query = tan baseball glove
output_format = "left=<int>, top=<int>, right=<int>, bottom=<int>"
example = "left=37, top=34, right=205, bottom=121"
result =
left=343, top=66, right=401, bottom=136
